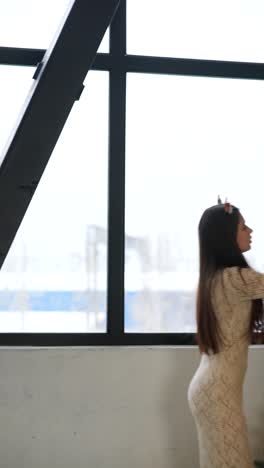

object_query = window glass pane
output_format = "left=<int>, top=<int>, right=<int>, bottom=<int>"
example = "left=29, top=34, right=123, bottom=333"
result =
left=0, top=66, right=34, bottom=158
left=127, top=0, right=264, bottom=62
left=98, top=29, right=109, bottom=53
left=125, top=73, right=264, bottom=332
left=0, top=0, right=109, bottom=51
left=0, top=71, right=108, bottom=333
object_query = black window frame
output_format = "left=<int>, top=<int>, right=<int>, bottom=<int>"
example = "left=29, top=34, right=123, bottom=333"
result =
left=0, top=0, right=264, bottom=346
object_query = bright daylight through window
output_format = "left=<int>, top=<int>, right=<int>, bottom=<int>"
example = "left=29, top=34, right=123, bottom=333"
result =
left=125, top=73, right=264, bottom=332
left=0, top=0, right=264, bottom=344
left=0, top=71, right=109, bottom=333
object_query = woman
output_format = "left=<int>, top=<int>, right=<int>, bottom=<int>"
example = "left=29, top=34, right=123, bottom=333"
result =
left=188, top=198, right=264, bottom=468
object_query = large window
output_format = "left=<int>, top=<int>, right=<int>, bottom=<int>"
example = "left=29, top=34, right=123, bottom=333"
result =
left=0, top=71, right=108, bottom=333
left=0, top=0, right=264, bottom=345
left=127, top=0, right=264, bottom=62
left=125, top=74, right=264, bottom=332
left=0, top=66, right=33, bottom=156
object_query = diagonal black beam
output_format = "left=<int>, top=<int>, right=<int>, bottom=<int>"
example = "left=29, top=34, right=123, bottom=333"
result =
left=0, top=0, right=120, bottom=268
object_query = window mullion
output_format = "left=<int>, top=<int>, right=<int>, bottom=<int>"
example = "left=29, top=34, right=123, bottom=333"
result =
left=107, top=0, right=126, bottom=336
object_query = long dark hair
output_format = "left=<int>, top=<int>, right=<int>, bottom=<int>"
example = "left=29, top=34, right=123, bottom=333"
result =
left=196, top=203, right=264, bottom=354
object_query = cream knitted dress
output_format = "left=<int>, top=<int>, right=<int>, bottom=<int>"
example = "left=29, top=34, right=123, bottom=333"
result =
left=188, top=266, right=264, bottom=468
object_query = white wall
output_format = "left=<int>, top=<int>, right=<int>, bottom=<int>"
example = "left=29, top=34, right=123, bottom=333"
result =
left=0, top=346, right=263, bottom=468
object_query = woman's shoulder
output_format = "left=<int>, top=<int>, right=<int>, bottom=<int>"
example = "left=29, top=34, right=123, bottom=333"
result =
left=222, top=265, right=261, bottom=284
left=223, top=265, right=259, bottom=279
left=221, top=266, right=264, bottom=300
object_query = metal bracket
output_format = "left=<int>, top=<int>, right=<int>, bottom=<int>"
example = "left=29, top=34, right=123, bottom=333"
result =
left=76, top=83, right=85, bottom=101
left=32, top=61, right=43, bottom=80
left=18, top=180, right=39, bottom=196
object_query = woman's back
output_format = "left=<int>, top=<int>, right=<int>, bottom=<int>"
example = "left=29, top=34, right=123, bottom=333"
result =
left=188, top=266, right=264, bottom=468
left=213, top=266, right=253, bottom=340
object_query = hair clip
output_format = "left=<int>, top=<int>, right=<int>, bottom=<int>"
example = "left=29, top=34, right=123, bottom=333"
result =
left=217, top=195, right=233, bottom=213
left=224, top=198, right=233, bottom=214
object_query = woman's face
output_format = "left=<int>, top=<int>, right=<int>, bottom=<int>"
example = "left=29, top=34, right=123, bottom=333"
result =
left=236, top=213, right=253, bottom=253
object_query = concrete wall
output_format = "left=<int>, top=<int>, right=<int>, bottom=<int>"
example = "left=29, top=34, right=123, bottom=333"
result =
left=0, top=346, right=263, bottom=468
